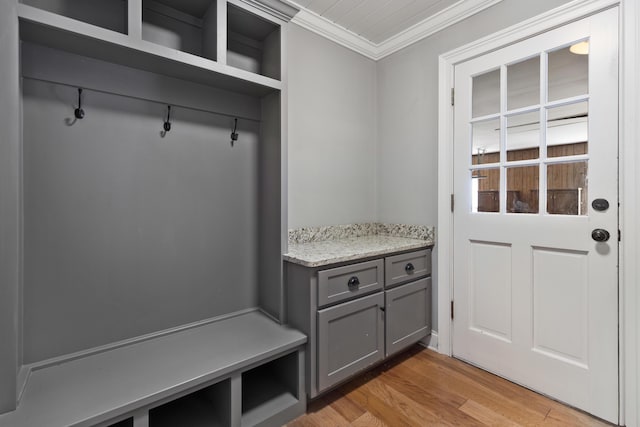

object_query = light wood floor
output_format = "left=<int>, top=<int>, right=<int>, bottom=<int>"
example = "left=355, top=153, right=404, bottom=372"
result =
left=287, top=346, right=613, bottom=427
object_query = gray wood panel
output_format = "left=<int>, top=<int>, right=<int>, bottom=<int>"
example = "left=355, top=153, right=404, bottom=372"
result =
left=317, top=292, right=384, bottom=392
left=317, top=259, right=383, bottom=307
left=385, top=277, right=431, bottom=357
left=0, top=0, right=20, bottom=413
left=22, top=76, right=261, bottom=363
left=284, top=263, right=317, bottom=397
left=384, top=249, right=431, bottom=288
left=258, top=91, right=284, bottom=321
left=0, top=311, right=306, bottom=427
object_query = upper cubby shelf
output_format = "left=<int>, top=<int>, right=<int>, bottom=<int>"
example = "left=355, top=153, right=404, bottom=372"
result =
left=17, top=0, right=298, bottom=97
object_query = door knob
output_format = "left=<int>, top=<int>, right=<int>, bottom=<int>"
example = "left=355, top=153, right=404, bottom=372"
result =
left=591, top=229, right=610, bottom=242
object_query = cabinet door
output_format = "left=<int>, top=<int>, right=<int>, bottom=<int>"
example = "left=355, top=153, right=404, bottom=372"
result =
left=317, top=292, right=384, bottom=392
left=385, top=277, right=431, bottom=357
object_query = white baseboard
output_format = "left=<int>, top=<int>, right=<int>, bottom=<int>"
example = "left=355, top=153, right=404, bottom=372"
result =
left=419, top=330, right=438, bottom=351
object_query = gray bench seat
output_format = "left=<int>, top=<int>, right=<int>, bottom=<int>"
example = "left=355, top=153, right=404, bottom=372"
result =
left=0, top=310, right=306, bottom=427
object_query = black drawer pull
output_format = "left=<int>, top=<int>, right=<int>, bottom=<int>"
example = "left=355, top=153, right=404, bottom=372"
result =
left=347, top=276, right=360, bottom=289
left=405, top=263, right=415, bottom=273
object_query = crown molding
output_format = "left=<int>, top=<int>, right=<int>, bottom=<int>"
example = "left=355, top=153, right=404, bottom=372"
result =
left=289, top=0, right=504, bottom=61
left=290, top=7, right=379, bottom=60
left=239, top=0, right=300, bottom=22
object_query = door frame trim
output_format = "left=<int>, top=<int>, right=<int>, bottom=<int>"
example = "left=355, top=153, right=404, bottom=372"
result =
left=437, top=0, right=639, bottom=424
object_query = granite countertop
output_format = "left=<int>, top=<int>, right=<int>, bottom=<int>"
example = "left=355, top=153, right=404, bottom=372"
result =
left=284, top=223, right=435, bottom=268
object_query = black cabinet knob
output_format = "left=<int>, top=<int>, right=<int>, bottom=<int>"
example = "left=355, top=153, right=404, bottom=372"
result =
left=591, top=229, right=610, bottom=242
left=405, top=263, right=415, bottom=273
left=347, top=276, right=360, bottom=289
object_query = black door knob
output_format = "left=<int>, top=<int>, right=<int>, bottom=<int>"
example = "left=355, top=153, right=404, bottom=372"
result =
left=405, top=263, right=415, bottom=273
left=592, top=229, right=610, bottom=242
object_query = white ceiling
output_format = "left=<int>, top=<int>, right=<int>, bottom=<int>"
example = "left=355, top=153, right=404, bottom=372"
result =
left=286, top=0, right=504, bottom=60
left=290, top=0, right=457, bottom=44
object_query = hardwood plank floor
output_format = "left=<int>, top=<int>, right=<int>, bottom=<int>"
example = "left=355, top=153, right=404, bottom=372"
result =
left=287, top=346, right=614, bottom=427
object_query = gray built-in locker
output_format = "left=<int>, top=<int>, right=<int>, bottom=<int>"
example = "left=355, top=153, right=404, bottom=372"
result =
left=0, top=0, right=299, bottom=422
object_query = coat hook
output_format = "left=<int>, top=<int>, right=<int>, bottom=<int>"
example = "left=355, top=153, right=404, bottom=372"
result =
left=74, top=88, right=85, bottom=119
left=230, top=118, right=238, bottom=147
left=164, top=105, right=172, bottom=132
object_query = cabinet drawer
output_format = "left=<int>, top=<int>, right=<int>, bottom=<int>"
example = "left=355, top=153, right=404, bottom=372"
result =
left=317, top=292, right=385, bottom=393
left=385, top=277, right=431, bottom=357
left=317, top=259, right=384, bottom=308
left=385, top=249, right=431, bottom=288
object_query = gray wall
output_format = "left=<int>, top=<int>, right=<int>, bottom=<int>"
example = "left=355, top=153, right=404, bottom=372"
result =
left=21, top=47, right=262, bottom=363
left=0, top=0, right=20, bottom=413
left=376, top=0, right=574, bottom=331
left=287, top=24, right=377, bottom=229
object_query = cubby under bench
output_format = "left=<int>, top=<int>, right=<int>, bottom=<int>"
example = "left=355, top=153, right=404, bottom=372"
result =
left=0, top=311, right=306, bottom=427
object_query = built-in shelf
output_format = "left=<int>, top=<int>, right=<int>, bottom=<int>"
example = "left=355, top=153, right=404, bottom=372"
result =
left=227, top=2, right=280, bottom=80
left=142, top=0, right=217, bottom=61
left=17, top=2, right=285, bottom=97
left=149, top=380, right=231, bottom=427
left=241, top=351, right=299, bottom=427
left=20, top=0, right=129, bottom=34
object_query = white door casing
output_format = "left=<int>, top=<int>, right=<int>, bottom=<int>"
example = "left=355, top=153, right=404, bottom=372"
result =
left=452, top=8, right=618, bottom=423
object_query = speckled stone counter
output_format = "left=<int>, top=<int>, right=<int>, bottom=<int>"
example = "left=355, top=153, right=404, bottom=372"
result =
left=284, top=223, right=435, bottom=268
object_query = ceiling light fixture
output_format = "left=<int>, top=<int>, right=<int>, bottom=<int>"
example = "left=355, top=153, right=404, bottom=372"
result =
left=569, top=41, right=589, bottom=55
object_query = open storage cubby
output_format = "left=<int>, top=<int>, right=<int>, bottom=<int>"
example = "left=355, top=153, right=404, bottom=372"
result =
left=149, top=379, right=231, bottom=427
left=19, top=0, right=128, bottom=34
left=227, top=2, right=280, bottom=80
left=142, top=0, right=217, bottom=60
left=241, top=351, right=299, bottom=426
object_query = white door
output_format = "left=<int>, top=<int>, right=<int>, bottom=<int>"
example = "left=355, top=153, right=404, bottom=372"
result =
left=452, top=8, right=619, bottom=423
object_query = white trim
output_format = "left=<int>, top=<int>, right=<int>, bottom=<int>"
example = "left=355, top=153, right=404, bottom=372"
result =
left=621, top=0, right=640, bottom=425
left=438, top=0, right=629, bottom=420
left=238, top=0, right=300, bottom=22
left=375, top=0, right=503, bottom=60
left=290, top=8, right=378, bottom=60
left=289, top=0, right=503, bottom=61
left=418, top=330, right=439, bottom=351
left=428, top=331, right=439, bottom=351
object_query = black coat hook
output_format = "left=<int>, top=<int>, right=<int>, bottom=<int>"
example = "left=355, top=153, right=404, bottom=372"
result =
left=230, top=118, right=238, bottom=147
left=164, top=105, right=172, bottom=132
left=74, top=88, right=84, bottom=119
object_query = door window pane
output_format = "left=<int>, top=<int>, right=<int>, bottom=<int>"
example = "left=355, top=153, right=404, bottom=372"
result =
left=548, top=44, right=588, bottom=101
left=547, top=102, right=588, bottom=157
left=507, top=56, right=540, bottom=110
left=547, top=161, right=588, bottom=215
left=507, top=165, right=539, bottom=213
left=507, top=111, right=540, bottom=161
left=472, top=119, right=500, bottom=165
left=472, top=69, right=500, bottom=117
left=472, top=168, right=500, bottom=213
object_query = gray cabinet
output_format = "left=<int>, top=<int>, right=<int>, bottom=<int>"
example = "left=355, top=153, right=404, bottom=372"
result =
left=286, top=248, right=432, bottom=398
left=317, top=292, right=384, bottom=391
left=385, top=277, right=431, bottom=357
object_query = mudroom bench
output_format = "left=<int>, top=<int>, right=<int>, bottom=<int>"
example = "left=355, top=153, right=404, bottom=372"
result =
left=0, top=311, right=306, bottom=427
